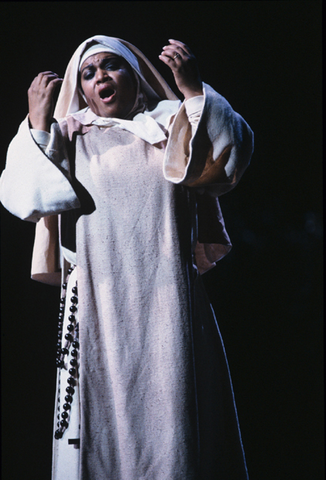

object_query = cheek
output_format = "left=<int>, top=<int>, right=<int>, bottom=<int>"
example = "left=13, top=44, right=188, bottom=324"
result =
left=117, top=69, right=136, bottom=92
left=80, top=77, right=95, bottom=101
left=121, top=76, right=137, bottom=103
left=80, top=83, right=90, bottom=99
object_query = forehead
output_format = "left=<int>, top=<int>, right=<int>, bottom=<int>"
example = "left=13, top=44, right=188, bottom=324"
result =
left=80, top=52, right=121, bottom=71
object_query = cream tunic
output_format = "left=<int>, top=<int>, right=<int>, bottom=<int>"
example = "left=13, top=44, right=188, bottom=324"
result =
left=0, top=84, right=253, bottom=479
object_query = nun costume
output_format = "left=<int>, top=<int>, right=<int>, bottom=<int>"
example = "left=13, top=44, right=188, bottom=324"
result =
left=0, top=36, right=253, bottom=479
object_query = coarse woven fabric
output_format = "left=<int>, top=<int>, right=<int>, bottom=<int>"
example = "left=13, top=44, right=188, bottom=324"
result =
left=0, top=35, right=254, bottom=479
left=72, top=123, right=248, bottom=479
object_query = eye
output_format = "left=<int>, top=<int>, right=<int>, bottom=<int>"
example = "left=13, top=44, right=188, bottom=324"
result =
left=83, top=69, right=95, bottom=81
left=103, top=59, right=120, bottom=71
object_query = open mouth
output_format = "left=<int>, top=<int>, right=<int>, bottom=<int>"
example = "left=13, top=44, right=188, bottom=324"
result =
left=99, top=87, right=115, bottom=100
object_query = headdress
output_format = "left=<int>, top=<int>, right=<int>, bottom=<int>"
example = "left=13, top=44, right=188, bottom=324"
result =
left=54, top=35, right=178, bottom=119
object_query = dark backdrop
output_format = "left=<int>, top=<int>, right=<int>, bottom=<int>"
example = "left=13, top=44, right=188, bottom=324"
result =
left=1, top=2, right=323, bottom=479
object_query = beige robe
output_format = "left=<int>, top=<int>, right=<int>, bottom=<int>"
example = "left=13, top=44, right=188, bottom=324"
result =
left=0, top=83, right=253, bottom=479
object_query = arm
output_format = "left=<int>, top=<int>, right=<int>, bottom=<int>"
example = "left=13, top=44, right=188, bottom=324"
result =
left=159, top=40, right=254, bottom=274
left=159, top=39, right=203, bottom=100
left=28, top=71, right=63, bottom=131
left=159, top=40, right=253, bottom=195
left=164, top=83, right=254, bottom=196
left=0, top=72, right=80, bottom=222
left=0, top=118, right=80, bottom=222
left=165, top=86, right=253, bottom=274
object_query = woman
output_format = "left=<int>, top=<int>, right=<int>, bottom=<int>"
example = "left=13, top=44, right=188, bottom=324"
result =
left=0, top=36, right=253, bottom=479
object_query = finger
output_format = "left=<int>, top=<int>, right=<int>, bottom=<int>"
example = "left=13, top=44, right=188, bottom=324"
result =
left=36, top=71, right=59, bottom=81
left=159, top=53, right=180, bottom=67
left=47, top=77, right=63, bottom=91
left=158, top=53, right=178, bottom=71
left=37, top=72, right=61, bottom=86
left=39, top=71, right=60, bottom=76
left=42, top=77, right=63, bottom=91
left=158, top=53, right=174, bottom=65
left=161, top=47, right=185, bottom=62
left=168, top=39, right=193, bottom=56
left=162, top=44, right=186, bottom=56
left=160, top=51, right=178, bottom=62
left=30, top=75, right=62, bottom=95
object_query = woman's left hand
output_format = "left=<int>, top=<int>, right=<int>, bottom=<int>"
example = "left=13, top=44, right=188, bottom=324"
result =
left=159, top=39, right=203, bottom=100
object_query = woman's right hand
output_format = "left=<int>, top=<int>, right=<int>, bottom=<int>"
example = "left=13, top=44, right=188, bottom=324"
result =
left=28, top=72, right=63, bottom=132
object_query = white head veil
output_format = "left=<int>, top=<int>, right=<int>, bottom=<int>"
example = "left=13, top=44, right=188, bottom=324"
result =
left=54, top=35, right=178, bottom=119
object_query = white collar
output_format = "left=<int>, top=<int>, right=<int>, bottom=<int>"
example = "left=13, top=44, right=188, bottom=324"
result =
left=70, top=100, right=181, bottom=145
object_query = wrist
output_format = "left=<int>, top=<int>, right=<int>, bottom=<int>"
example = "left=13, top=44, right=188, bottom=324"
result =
left=28, top=114, right=51, bottom=132
left=183, top=87, right=203, bottom=101
left=184, top=91, right=203, bottom=101
left=179, top=80, right=203, bottom=101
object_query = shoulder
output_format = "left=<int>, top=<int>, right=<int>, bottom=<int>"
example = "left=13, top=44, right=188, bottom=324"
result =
left=57, top=109, right=93, bottom=139
left=144, top=99, right=181, bottom=129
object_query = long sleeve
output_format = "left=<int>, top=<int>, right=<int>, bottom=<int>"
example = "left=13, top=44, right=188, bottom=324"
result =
left=163, top=83, right=254, bottom=274
left=184, top=95, right=204, bottom=135
left=164, top=83, right=254, bottom=196
left=0, top=117, right=80, bottom=222
left=30, top=129, right=51, bottom=151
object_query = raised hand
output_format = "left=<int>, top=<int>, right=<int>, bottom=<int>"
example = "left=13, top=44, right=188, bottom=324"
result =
left=159, top=39, right=203, bottom=100
left=28, top=71, right=63, bottom=131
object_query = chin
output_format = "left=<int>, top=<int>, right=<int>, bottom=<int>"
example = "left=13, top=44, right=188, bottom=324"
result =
left=98, top=106, right=122, bottom=118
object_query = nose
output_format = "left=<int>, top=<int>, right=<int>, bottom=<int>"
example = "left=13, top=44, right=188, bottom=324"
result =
left=95, top=68, right=110, bottom=83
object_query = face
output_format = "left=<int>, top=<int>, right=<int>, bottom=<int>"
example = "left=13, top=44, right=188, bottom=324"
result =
left=80, top=52, right=137, bottom=118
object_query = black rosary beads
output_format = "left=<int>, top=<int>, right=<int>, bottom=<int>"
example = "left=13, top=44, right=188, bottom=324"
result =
left=54, top=267, right=80, bottom=440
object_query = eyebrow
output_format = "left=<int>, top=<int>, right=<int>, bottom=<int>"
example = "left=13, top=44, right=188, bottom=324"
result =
left=81, top=63, right=94, bottom=74
left=80, top=55, right=120, bottom=75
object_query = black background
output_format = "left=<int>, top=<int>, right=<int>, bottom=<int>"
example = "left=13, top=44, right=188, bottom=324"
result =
left=1, top=2, right=323, bottom=479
